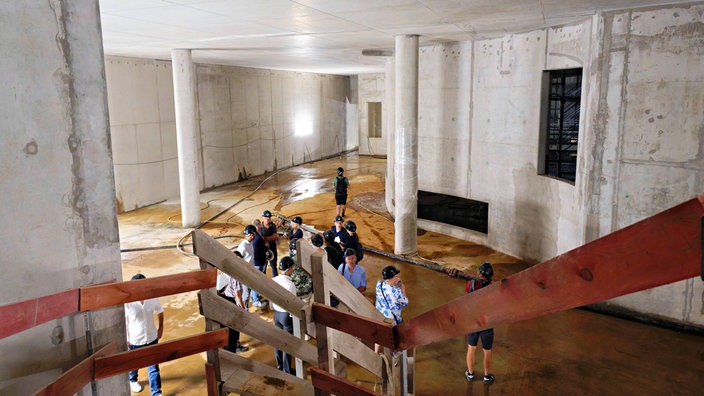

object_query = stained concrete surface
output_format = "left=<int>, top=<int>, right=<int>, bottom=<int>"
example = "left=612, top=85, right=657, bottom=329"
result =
left=119, top=155, right=704, bottom=395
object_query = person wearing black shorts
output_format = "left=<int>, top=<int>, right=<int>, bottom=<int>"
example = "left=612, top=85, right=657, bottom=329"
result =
left=465, top=262, right=496, bottom=384
left=333, top=167, right=349, bottom=217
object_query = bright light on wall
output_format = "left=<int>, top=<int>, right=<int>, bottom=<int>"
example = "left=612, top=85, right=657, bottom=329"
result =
left=294, top=117, right=313, bottom=137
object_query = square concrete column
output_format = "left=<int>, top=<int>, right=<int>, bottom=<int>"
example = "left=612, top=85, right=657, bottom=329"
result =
left=394, top=35, right=419, bottom=255
left=171, top=49, right=201, bottom=227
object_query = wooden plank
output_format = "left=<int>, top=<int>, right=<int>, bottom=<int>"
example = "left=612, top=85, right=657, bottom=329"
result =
left=312, top=303, right=395, bottom=350
left=199, top=288, right=318, bottom=365
left=1, top=288, right=79, bottom=340
left=205, top=362, right=218, bottom=396
left=80, top=269, right=216, bottom=311
left=222, top=366, right=315, bottom=396
left=300, top=239, right=384, bottom=321
left=310, top=255, right=333, bottom=379
left=93, top=329, right=228, bottom=379
left=219, top=350, right=311, bottom=386
left=192, top=229, right=307, bottom=316
left=310, top=367, right=379, bottom=396
left=32, top=342, right=118, bottom=396
left=397, top=195, right=704, bottom=350
left=329, top=328, right=383, bottom=378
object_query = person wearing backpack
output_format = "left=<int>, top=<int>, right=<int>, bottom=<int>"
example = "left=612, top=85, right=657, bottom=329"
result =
left=333, top=167, right=350, bottom=217
left=465, top=262, right=496, bottom=384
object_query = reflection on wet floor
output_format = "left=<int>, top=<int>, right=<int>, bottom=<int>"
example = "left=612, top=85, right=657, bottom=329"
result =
left=120, top=155, right=704, bottom=395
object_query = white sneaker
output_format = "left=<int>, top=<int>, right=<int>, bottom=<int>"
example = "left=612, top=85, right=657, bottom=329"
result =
left=153, top=392, right=163, bottom=396
left=129, top=381, right=143, bottom=393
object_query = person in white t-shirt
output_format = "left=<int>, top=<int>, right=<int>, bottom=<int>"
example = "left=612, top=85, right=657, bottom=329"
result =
left=271, top=257, right=297, bottom=374
left=125, top=274, right=164, bottom=396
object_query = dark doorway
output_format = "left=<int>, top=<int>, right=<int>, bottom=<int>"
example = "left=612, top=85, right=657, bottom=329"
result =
left=418, top=191, right=488, bottom=233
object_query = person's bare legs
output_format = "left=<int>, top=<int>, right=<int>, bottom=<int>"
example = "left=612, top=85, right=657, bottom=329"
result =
left=483, top=348, right=492, bottom=376
left=466, top=345, right=477, bottom=374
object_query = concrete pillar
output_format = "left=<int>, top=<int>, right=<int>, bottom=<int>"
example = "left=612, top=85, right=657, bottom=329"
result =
left=393, top=35, right=419, bottom=255
left=385, top=57, right=396, bottom=216
left=171, top=49, right=201, bottom=227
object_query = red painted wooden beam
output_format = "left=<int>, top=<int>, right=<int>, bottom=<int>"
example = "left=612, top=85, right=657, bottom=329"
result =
left=0, top=289, right=79, bottom=340
left=32, top=342, right=118, bottom=396
left=310, top=367, right=380, bottom=396
left=80, top=268, right=217, bottom=311
left=93, top=329, right=228, bottom=379
left=396, top=195, right=704, bottom=350
left=312, top=302, right=395, bottom=349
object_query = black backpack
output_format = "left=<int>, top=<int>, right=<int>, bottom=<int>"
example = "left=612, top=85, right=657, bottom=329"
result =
left=335, top=176, right=347, bottom=196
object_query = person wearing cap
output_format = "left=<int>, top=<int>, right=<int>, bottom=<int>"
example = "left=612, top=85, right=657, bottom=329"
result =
left=271, top=256, right=297, bottom=374
left=465, top=262, right=496, bottom=384
left=338, top=248, right=366, bottom=293
left=125, top=274, right=164, bottom=396
left=333, top=167, right=350, bottom=217
left=286, top=216, right=304, bottom=240
left=330, top=215, right=349, bottom=247
left=310, top=233, right=324, bottom=250
left=260, top=210, right=279, bottom=277
left=342, top=220, right=364, bottom=263
left=288, top=238, right=312, bottom=300
left=322, top=230, right=343, bottom=269
left=218, top=251, right=250, bottom=353
left=375, top=266, right=408, bottom=326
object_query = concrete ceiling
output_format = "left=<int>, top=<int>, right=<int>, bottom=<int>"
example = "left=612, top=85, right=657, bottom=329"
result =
left=99, top=0, right=686, bottom=75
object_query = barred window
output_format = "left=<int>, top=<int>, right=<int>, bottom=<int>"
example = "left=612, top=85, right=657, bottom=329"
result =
left=539, top=68, right=582, bottom=182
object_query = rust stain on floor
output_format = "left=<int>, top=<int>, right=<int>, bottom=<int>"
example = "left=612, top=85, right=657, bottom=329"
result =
left=119, top=155, right=704, bottom=395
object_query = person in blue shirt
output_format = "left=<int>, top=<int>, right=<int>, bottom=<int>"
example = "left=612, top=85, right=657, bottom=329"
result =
left=375, top=265, right=408, bottom=325
left=374, top=265, right=408, bottom=354
left=337, top=248, right=366, bottom=293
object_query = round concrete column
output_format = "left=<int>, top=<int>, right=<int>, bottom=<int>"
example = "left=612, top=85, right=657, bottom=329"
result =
left=385, top=56, right=395, bottom=217
left=393, top=35, right=419, bottom=255
left=171, top=49, right=201, bottom=228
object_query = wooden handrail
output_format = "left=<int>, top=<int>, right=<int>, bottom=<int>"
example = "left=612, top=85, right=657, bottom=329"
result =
left=192, top=229, right=308, bottom=315
left=310, top=367, right=379, bottom=396
left=396, top=195, right=704, bottom=350
left=94, top=328, right=228, bottom=379
left=0, top=288, right=79, bottom=340
left=80, top=268, right=216, bottom=311
left=298, top=239, right=385, bottom=321
left=32, top=342, right=118, bottom=396
left=198, top=288, right=318, bottom=364
left=312, top=302, right=395, bottom=350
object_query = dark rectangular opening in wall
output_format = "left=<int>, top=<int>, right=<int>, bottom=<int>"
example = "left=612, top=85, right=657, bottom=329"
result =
left=418, top=191, right=488, bottom=234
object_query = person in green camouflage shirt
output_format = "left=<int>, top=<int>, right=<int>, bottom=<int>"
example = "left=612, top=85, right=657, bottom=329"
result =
left=288, top=238, right=312, bottom=299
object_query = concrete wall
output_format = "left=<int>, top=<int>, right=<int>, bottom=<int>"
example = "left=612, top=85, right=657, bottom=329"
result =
left=107, top=58, right=351, bottom=211
left=384, top=3, right=704, bottom=328
left=587, top=5, right=704, bottom=325
left=0, top=2, right=125, bottom=395
left=358, top=73, right=386, bottom=156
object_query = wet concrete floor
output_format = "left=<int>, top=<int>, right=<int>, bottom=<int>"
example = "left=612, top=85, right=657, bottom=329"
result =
left=119, top=154, right=704, bottom=395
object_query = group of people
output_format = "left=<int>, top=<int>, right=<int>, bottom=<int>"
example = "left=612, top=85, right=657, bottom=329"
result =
left=123, top=165, right=496, bottom=394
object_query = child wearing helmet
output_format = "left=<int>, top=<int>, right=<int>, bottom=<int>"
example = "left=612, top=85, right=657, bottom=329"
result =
left=465, top=262, right=495, bottom=384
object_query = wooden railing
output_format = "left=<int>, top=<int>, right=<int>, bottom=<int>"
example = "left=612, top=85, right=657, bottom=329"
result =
left=0, top=269, right=227, bottom=395
left=194, top=195, right=703, bottom=396
left=4, top=195, right=701, bottom=396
